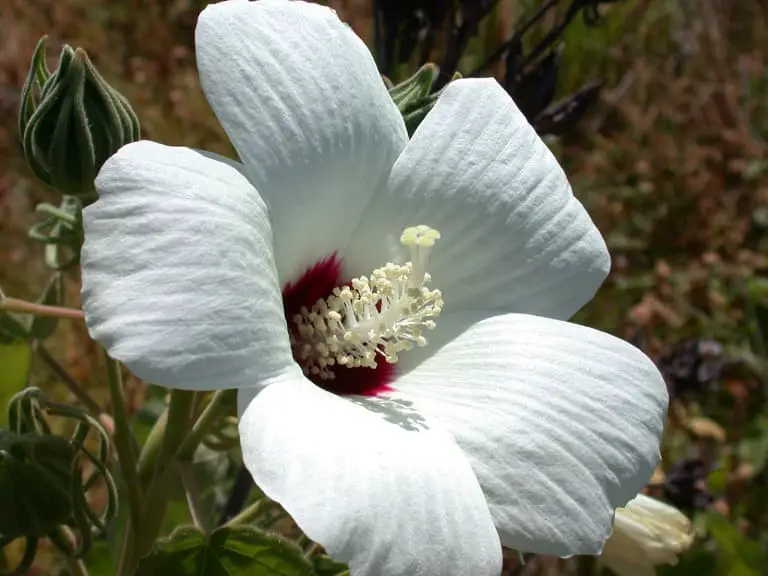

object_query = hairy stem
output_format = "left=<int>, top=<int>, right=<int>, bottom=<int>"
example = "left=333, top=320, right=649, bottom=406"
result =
left=225, top=499, right=267, bottom=527
left=179, top=461, right=207, bottom=532
left=104, top=353, right=142, bottom=531
left=1, top=296, right=84, bottom=319
left=33, top=340, right=100, bottom=414
left=137, top=409, right=168, bottom=488
left=128, top=390, right=195, bottom=572
left=176, top=390, right=234, bottom=461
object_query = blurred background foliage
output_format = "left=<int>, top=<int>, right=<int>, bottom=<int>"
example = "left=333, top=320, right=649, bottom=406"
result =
left=1, top=0, right=768, bottom=574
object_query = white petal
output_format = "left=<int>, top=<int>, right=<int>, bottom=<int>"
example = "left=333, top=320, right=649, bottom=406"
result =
left=346, top=78, right=609, bottom=321
left=237, top=369, right=502, bottom=576
left=82, top=141, right=292, bottom=390
left=389, top=312, right=668, bottom=556
left=196, top=0, right=408, bottom=284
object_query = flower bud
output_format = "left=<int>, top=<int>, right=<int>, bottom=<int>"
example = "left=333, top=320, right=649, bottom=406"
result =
left=388, top=63, right=439, bottom=113
left=601, top=494, right=694, bottom=576
left=19, top=37, right=140, bottom=199
left=387, top=64, right=461, bottom=136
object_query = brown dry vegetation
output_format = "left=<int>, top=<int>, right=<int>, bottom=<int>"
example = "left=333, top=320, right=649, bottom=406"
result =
left=2, top=0, right=768, bottom=574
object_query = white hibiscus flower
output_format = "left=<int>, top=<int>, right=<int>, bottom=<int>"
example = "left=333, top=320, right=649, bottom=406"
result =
left=80, top=1, right=669, bottom=575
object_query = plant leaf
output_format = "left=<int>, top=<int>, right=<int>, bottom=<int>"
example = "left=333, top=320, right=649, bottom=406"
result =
left=133, top=525, right=315, bottom=576
left=312, top=554, right=348, bottom=576
left=0, top=314, right=30, bottom=345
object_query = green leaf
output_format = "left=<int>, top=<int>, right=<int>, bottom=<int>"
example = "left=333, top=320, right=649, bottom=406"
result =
left=29, top=273, right=64, bottom=339
left=0, top=313, right=30, bottom=345
left=745, top=277, right=768, bottom=302
left=312, top=555, right=348, bottom=576
left=133, top=525, right=315, bottom=576
left=400, top=94, right=440, bottom=136
left=738, top=415, right=768, bottom=476
left=0, top=430, right=76, bottom=539
left=705, top=513, right=768, bottom=574
left=707, top=459, right=729, bottom=494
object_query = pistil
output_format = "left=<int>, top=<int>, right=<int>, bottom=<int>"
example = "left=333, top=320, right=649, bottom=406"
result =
left=288, top=226, right=443, bottom=383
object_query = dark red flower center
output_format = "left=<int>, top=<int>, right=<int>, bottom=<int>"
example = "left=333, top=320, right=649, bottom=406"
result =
left=282, top=254, right=394, bottom=396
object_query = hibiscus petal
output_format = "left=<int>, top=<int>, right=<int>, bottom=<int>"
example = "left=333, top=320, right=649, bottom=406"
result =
left=390, top=312, right=668, bottom=556
left=82, top=141, right=292, bottom=390
left=346, top=78, right=609, bottom=321
left=195, top=0, right=408, bottom=284
left=237, top=369, right=502, bottom=576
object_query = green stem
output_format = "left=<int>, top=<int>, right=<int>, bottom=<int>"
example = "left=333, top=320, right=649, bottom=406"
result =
left=104, top=352, right=142, bottom=532
left=304, top=542, right=322, bottom=558
left=190, top=391, right=205, bottom=420
left=158, top=389, right=195, bottom=465
left=127, top=390, right=195, bottom=573
left=179, top=461, right=206, bottom=531
left=123, top=390, right=233, bottom=573
left=65, top=556, right=89, bottom=576
left=137, top=409, right=168, bottom=489
left=226, top=499, right=267, bottom=527
left=118, top=406, right=168, bottom=576
left=33, top=340, right=101, bottom=414
left=115, top=522, right=133, bottom=576
left=128, top=465, right=176, bottom=573
left=176, top=390, right=235, bottom=460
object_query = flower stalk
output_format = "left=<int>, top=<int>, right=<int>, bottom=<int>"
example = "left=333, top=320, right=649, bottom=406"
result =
left=179, top=461, right=206, bottom=531
left=157, top=390, right=195, bottom=466
left=136, top=409, right=168, bottom=488
left=123, top=390, right=194, bottom=572
left=104, top=353, right=142, bottom=540
left=225, top=500, right=267, bottom=527
left=33, top=340, right=101, bottom=415
left=176, top=390, right=235, bottom=461
left=0, top=296, right=84, bottom=320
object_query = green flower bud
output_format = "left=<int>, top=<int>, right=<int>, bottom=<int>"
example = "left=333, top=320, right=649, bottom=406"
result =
left=388, top=63, right=439, bottom=113
left=388, top=64, right=461, bottom=136
left=19, top=36, right=140, bottom=199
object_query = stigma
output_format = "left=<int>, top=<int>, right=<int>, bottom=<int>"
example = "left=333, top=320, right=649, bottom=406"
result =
left=289, top=226, right=443, bottom=382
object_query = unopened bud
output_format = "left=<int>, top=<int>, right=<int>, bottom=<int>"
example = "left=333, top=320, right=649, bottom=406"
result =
left=388, top=63, right=439, bottom=113
left=19, top=37, right=140, bottom=199
left=601, top=494, right=694, bottom=576
left=387, top=63, right=450, bottom=136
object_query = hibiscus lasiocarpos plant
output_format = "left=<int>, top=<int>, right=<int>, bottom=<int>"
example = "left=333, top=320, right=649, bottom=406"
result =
left=1, top=1, right=678, bottom=575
